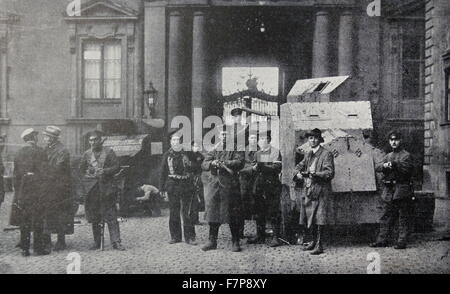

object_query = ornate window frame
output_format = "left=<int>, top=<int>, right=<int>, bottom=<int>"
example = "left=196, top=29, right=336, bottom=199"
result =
left=0, top=11, right=19, bottom=124
left=444, top=50, right=450, bottom=123
left=64, top=0, right=138, bottom=119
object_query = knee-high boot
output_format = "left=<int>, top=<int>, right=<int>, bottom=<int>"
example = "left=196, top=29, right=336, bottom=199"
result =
left=247, top=224, right=266, bottom=244
left=310, top=225, right=325, bottom=255
left=202, top=223, right=219, bottom=251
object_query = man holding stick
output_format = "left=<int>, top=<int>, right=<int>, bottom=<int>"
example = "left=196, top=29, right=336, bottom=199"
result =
left=79, top=130, right=125, bottom=251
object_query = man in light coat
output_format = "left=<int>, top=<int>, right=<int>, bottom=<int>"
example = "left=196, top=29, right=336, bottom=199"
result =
left=293, top=128, right=335, bottom=255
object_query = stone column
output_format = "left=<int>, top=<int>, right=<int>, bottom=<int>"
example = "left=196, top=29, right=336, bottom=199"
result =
left=144, top=2, right=166, bottom=119
left=312, top=10, right=331, bottom=78
left=338, top=10, right=355, bottom=76
left=192, top=10, right=208, bottom=141
left=167, top=10, right=186, bottom=128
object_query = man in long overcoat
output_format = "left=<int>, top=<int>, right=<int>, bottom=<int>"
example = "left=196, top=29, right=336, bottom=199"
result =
left=79, top=130, right=125, bottom=251
left=10, top=129, right=50, bottom=256
left=42, top=126, right=74, bottom=251
left=201, top=128, right=245, bottom=252
left=370, top=130, right=414, bottom=250
left=293, top=128, right=335, bottom=255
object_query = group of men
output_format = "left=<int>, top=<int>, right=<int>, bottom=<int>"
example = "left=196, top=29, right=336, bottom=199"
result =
left=2, top=107, right=415, bottom=257
left=162, top=108, right=415, bottom=255
left=8, top=127, right=125, bottom=257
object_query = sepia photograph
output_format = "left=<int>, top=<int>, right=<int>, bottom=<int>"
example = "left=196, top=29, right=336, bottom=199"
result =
left=0, top=0, right=449, bottom=277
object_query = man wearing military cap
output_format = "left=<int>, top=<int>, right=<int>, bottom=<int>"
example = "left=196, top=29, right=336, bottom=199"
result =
left=79, top=130, right=125, bottom=251
left=10, top=129, right=50, bottom=256
left=370, top=130, right=414, bottom=250
left=42, top=126, right=74, bottom=251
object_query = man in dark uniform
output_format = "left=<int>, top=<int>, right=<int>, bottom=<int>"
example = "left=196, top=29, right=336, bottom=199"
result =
left=370, top=130, right=414, bottom=250
left=201, top=128, right=245, bottom=252
left=159, top=131, right=196, bottom=245
left=10, top=129, right=50, bottom=256
left=293, top=129, right=335, bottom=255
left=247, top=131, right=283, bottom=247
left=42, top=126, right=74, bottom=251
left=79, top=130, right=125, bottom=251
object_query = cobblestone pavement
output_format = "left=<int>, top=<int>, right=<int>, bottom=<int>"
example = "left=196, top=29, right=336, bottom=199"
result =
left=0, top=193, right=449, bottom=274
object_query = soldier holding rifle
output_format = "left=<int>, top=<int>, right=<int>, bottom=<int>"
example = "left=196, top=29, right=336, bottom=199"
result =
left=79, top=130, right=125, bottom=251
left=159, top=131, right=197, bottom=245
left=293, top=128, right=335, bottom=255
left=201, top=127, right=245, bottom=252
left=370, top=130, right=414, bottom=250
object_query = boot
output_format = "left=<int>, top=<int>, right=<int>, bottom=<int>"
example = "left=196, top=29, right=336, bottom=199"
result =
left=310, top=225, right=324, bottom=255
left=369, top=241, right=388, bottom=248
left=231, top=240, right=241, bottom=252
left=91, top=224, right=101, bottom=250
left=394, top=242, right=407, bottom=250
left=54, top=234, right=67, bottom=251
left=268, top=224, right=282, bottom=247
left=248, top=225, right=266, bottom=244
left=202, top=224, right=219, bottom=251
left=302, top=226, right=316, bottom=251
left=112, top=242, right=126, bottom=251
left=303, top=241, right=316, bottom=251
left=201, top=238, right=217, bottom=251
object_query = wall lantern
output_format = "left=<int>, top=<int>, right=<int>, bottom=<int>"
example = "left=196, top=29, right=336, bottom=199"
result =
left=144, top=81, right=157, bottom=117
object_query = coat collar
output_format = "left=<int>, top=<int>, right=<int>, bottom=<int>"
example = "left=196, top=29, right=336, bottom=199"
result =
left=307, top=146, right=324, bottom=160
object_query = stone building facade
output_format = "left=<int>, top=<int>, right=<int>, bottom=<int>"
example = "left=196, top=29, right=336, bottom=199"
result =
left=0, top=0, right=446, bottom=223
left=423, top=0, right=450, bottom=226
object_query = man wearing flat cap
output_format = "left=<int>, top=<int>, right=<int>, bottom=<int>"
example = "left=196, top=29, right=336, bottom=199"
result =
left=293, top=128, right=335, bottom=255
left=370, top=130, right=414, bottom=250
left=42, top=126, right=74, bottom=251
left=10, top=129, right=50, bottom=256
left=79, top=130, right=125, bottom=251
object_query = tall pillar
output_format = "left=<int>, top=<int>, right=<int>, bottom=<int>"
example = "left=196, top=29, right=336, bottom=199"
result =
left=312, top=10, right=331, bottom=78
left=338, top=10, right=355, bottom=76
left=192, top=10, right=208, bottom=141
left=167, top=10, right=187, bottom=129
left=144, top=2, right=167, bottom=119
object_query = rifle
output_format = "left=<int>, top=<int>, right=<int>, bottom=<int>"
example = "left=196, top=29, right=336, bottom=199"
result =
left=217, top=161, right=234, bottom=175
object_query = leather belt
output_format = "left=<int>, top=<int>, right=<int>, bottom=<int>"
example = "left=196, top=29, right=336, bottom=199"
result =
left=168, top=175, right=189, bottom=180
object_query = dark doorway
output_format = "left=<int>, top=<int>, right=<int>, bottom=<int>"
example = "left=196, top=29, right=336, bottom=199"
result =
left=206, top=6, right=315, bottom=116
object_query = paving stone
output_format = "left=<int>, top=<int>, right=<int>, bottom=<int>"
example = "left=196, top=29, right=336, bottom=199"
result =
left=1, top=192, right=449, bottom=274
